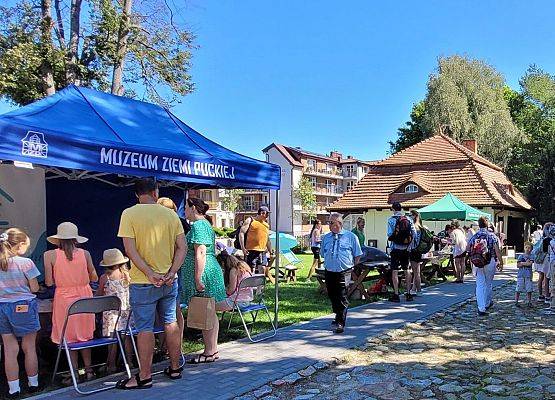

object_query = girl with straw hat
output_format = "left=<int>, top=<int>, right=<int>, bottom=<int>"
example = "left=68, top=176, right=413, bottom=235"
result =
left=44, top=222, right=98, bottom=382
left=96, top=248, right=132, bottom=372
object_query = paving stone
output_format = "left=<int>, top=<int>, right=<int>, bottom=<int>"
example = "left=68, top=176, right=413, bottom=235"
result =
left=253, top=385, right=272, bottom=398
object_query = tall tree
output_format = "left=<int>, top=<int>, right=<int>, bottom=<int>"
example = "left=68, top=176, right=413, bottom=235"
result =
left=505, top=67, right=555, bottom=222
left=388, top=101, right=431, bottom=154
left=293, top=177, right=317, bottom=222
left=422, top=55, right=522, bottom=167
left=0, top=0, right=195, bottom=106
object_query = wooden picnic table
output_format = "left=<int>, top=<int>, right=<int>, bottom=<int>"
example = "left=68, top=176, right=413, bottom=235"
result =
left=315, top=261, right=390, bottom=300
left=420, top=251, right=454, bottom=284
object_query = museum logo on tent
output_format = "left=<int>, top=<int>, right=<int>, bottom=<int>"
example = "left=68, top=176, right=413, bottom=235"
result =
left=21, top=131, right=48, bottom=158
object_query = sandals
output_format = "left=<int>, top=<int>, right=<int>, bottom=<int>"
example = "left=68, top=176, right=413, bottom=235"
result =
left=163, top=366, right=184, bottom=380
left=187, top=352, right=219, bottom=365
left=116, top=373, right=153, bottom=390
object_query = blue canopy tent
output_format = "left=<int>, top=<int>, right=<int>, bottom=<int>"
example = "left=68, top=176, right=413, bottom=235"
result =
left=0, top=85, right=283, bottom=324
left=0, top=85, right=280, bottom=189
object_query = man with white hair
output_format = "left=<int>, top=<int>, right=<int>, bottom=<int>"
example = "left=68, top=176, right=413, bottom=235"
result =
left=321, top=212, right=362, bottom=334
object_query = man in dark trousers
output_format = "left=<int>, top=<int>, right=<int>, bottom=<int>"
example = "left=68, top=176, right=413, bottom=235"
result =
left=321, top=212, right=362, bottom=334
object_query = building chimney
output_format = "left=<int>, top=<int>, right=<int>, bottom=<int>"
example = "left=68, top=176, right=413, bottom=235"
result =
left=462, top=139, right=478, bottom=154
left=329, top=151, right=343, bottom=160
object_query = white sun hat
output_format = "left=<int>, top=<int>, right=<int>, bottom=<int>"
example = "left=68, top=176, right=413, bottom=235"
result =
left=47, top=222, right=88, bottom=245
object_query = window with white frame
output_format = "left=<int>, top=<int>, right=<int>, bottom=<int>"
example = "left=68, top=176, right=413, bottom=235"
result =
left=307, top=159, right=316, bottom=171
left=201, top=190, right=213, bottom=202
left=347, top=181, right=355, bottom=191
left=308, top=176, right=317, bottom=188
left=345, top=164, right=355, bottom=176
left=404, top=184, right=419, bottom=194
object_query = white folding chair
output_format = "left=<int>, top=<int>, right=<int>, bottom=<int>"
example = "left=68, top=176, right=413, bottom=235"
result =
left=223, top=274, right=276, bottom=343
left=51, top=296, right=131, bottom=395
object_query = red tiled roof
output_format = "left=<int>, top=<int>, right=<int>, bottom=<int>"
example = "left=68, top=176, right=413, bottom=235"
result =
left=328, top=134, right=531, bottom=211
left=262, top=143, right=303, bottom=167
left=263, top=143, right=374, bottom=166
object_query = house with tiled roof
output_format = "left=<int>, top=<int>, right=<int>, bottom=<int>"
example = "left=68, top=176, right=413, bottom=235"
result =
left=328, top=134, right=531, bottom=251
left=261, top=143, right=374, bottom=235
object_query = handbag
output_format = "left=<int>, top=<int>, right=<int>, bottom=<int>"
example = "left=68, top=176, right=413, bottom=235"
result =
left=186, top=292, right=216, bottom=330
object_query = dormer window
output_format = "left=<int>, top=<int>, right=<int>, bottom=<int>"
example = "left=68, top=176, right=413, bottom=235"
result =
left=405, top=184, right=419, bottom=194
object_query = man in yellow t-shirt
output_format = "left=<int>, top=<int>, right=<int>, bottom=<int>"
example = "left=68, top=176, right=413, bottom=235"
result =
left=240, top=206, right=273, bottom=278
left=116, top=178, right=185, bottom=389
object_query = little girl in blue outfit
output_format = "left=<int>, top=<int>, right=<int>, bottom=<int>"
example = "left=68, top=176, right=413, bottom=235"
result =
left=0, top=228, right=41, bottom=397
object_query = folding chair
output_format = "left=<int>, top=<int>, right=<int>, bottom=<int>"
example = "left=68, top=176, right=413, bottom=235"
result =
left=279, top=249, right=304, bottom=282
left=223, top=274, right=276, bottom=343
left=122, top=307, right=185, bottom=374
left=52, top=296, right=131, bottom=395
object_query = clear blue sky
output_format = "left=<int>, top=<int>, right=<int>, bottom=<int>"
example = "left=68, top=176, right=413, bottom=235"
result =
left=2, top=0, right=555, bottom=161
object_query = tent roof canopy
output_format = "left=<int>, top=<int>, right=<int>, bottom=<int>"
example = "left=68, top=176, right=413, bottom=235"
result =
left=0, top=85, right=280, bottom=190
left=417, top=192, right=492, bottom=221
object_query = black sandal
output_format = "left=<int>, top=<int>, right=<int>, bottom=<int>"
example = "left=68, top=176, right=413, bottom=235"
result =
left=116, top=373, right=153, bottom=390
left=186, top=352, right=219, bottom=365
left=163, top=366, right=183, bottom=380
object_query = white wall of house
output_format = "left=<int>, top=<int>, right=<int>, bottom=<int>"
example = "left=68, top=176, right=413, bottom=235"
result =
left=360, top=207, right=529, bottom=252
left=266, top=147, right=294, bottom=234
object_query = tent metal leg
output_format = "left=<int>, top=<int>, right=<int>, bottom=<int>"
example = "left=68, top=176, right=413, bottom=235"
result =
left=274, top=189, right=280, bottom=328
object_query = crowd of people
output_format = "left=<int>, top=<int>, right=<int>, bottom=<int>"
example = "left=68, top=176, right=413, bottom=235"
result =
left=0, top=179, right=550, bottom=394
left=0, top=178, right=262, bottom=395
left=317, top=201, right=512, bottom=333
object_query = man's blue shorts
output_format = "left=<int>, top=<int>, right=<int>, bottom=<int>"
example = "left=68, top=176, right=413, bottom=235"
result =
left=129, top=282, right=178, bottom=333
left=0, top=299, right=40, bottom=337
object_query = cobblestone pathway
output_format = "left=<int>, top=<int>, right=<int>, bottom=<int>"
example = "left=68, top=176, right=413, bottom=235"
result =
left=241, top=282, right=555, bottom=400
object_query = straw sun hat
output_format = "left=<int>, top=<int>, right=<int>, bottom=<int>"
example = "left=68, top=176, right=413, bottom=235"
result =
left=99, top=248, right=129, bottom=267
left=47, top=222, right=88, bottom=245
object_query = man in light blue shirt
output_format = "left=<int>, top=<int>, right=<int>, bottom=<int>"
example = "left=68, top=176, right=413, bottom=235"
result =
left=321, top=212, right=362, bottom=333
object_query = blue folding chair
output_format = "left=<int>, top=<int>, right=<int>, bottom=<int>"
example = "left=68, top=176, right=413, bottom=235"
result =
left=51, top=296, right=131, bottom=395
left=223, top=274, right=276, bottom=342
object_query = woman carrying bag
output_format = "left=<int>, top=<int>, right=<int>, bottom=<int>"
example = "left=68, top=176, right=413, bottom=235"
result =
left=180, top=198, right=228, bottom=364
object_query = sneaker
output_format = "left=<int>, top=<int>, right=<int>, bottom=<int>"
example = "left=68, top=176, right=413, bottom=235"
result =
left=331, top=320, right=339, bottom=328
left=28, top=386, right=42, bottom=394
left=389, top=294, right=400, bottom=303
left=334, top=324, right=345, bottom=334
left=527, top=302, right=533, bottom=308
left=478, top=311, right=488, bottom=316
left=405, top=293, right=414, bottom=302
left=409, top=289, right=417, bottom=295
left=6, top=392, right=20, bottom=399
left=538, top=295, right=545, bottom=301
left=545, top=298, right=552, bottom=304
left=486, top=302, right=494, bottom=310
left=515, top=302, right=521, bottom=308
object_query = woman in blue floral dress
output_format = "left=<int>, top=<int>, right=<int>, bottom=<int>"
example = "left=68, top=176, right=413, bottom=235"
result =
left=181, top=197, right=228, bottom=364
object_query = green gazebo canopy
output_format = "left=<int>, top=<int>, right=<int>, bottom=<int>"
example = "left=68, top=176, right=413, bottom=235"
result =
left=417, top=193, right=492, bottom=221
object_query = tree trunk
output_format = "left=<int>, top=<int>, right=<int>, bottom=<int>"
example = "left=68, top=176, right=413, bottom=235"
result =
left=111, top=0, right=133, bottom=95
left=53, top=0, right=66, bottom=49
left=66, top=0, right=83, bottom=85
left=40, top=0, right=56, bottom=96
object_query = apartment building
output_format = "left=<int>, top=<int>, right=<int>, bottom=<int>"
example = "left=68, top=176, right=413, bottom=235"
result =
left=188, top=188, right=235, bottom=228
left=262, top=143, right=373, bottom=236
left=235, top=188, right=270, bottom=224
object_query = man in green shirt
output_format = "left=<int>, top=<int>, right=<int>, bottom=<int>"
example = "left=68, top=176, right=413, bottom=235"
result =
left=352, top=217, right=366, bottom=247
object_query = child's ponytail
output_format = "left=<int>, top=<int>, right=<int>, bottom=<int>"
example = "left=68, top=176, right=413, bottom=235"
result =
left=0, top=228, right=29, bottom=271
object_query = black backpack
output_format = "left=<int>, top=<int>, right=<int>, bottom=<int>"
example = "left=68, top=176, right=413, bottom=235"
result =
left=233, top=219, right=252, bottom=249
left=389, top=216, right=413, bottom=246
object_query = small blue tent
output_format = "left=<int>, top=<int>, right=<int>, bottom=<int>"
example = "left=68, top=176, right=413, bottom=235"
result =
left=0, top=85, right=280, bottom=189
